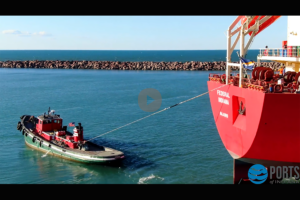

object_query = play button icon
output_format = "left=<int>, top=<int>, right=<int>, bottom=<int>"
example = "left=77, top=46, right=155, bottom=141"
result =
left=138, top=88, right=162, bottom=112
left=147, top=95, right=154, bottom=104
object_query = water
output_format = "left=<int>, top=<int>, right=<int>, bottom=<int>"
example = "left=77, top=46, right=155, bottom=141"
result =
left=0, top=51, right=234, bottom=184
left=0, top=50, right=260, bottom=62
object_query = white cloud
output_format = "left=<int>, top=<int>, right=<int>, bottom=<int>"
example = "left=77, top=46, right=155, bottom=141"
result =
left=39, top=31, right=46, bottom=36
left=2, top=30, right=52, bottom=37
left=2, top=30, right=22, bottom=34
left=35, top=31, right=51, bottom=36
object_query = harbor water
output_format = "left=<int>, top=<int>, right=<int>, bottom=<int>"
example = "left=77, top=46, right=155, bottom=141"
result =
left=0, top=50, right=235, bottom=184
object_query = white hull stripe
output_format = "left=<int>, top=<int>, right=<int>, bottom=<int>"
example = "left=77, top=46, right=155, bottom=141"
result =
left=25, top=132, right=118, bottom=161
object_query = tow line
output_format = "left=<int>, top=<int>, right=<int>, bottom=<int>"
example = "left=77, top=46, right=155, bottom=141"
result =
left=86, top=83, right=230, bottom=142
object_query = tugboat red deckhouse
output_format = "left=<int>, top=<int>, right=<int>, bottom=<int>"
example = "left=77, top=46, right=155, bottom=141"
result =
left=35, top=114, right=83, bottom=149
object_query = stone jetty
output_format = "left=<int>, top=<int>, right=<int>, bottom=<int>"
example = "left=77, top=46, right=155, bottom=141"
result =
left=0, top=60, right=284, bottom=71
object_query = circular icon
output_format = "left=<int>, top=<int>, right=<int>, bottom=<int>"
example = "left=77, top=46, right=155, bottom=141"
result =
left=138, top=88, right=162, bottom=112
left=248, top=164, right=268, bottom=184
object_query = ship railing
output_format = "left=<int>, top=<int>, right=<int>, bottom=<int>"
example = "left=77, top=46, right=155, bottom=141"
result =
left=209, top=73, right=252, bottom=86
left=208, top=73, right=223, bottom=78
left=209, top=73, right=224, bottom=84
left=258, top=48, right=299, bottom=58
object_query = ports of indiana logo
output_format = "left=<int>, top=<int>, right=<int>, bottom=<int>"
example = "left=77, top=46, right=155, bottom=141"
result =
left=248, top=164, right=268, bottom=184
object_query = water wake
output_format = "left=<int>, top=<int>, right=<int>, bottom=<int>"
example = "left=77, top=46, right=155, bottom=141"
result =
left=138, top=174, right=164, bottom=184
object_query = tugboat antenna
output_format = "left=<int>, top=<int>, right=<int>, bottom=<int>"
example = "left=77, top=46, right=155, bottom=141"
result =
left=48, top=107, right=50, bottom=115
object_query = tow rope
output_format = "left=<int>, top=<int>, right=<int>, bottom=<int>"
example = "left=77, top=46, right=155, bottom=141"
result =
left=86, top=83, right=230, bottom=142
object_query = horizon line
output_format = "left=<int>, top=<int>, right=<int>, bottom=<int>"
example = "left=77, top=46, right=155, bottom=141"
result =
left=0, top=49, right=260, bottom=51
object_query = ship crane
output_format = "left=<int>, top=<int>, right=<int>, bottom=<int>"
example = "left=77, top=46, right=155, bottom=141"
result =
left=226, top=16, right=281, bottom=87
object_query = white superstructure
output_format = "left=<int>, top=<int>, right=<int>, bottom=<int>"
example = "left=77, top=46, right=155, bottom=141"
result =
left=257, top=16, right=300, bottom=73
left=288, top=16, right=300, bottom=46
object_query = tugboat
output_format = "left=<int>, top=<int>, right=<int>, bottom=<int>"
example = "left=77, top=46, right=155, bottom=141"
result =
left=17, top=108, right=125, bottom=164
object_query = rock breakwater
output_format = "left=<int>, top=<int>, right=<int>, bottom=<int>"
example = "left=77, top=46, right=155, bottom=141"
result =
left=0, top=60, right=284, bottom=71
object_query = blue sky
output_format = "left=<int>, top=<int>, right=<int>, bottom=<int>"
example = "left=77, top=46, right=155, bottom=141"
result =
left=0, top=16, right=288, bottom=50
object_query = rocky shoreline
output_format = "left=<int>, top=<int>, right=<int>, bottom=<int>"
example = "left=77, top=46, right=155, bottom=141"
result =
left=0, top=60, right=284, bottom=71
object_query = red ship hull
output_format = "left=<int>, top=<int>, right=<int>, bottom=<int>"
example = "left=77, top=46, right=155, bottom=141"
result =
left=207, top=81, right=300, bottom=163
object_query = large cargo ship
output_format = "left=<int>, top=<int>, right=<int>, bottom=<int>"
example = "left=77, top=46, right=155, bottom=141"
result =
left=207, top=16, right=300, bottom=184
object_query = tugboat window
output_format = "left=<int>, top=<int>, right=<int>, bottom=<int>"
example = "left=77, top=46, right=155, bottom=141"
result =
left=54, top=120, right=57, bottom=123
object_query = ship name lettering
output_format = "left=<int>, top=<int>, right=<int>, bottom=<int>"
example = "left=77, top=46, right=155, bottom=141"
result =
left=217, top=90, right=230, bottom=98
left=218, top=97, right=229, bottom=105
left=220, top=112, right=228, bottom=118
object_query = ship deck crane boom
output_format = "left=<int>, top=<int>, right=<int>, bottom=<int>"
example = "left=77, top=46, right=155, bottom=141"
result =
left=226, top=16, right=281, bottom=87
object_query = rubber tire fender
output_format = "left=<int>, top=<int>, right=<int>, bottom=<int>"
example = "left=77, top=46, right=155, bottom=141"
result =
left=17, top=122, right=22, bottom=131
